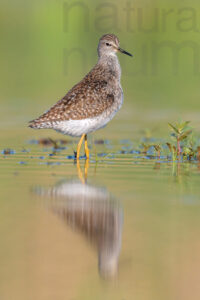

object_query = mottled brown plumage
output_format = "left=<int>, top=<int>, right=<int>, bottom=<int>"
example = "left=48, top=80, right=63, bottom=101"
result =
left=30, top=64, right=115, bottom=125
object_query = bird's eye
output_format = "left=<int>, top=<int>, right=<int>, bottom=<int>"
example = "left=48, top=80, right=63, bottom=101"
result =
left=106, top=43, right=111, bottom=46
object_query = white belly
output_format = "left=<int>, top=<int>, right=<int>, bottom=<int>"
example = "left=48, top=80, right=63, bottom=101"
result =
left=53, top=97, right=123, bottom=137
left=53, top=111, right=114, bottom=137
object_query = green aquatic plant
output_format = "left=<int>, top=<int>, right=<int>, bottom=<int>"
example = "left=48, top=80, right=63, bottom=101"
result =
left=197, top=146, right=200, bottom=162
left=153, top=144, right=161, bottom=158
left=141, top=143, right=151, bottom=155
left=182, top=146, right=195, bottom=161
left=168, top=121, right=192, bottom=158
left=166, top=142, right=177, bottom=161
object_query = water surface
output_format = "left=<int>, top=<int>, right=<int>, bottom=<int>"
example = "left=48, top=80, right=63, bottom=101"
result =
left=1, top=130, right=200, bottom=300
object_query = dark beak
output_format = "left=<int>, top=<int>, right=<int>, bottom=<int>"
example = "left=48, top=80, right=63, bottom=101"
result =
left=118, top=47, right=133, bottom=57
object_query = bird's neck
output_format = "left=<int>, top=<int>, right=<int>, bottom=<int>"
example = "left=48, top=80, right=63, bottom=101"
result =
left=98, top=54, right=121, bottom=81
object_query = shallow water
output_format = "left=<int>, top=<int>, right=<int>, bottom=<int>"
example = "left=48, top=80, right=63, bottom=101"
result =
left=1, top=130, right=200, bottom=300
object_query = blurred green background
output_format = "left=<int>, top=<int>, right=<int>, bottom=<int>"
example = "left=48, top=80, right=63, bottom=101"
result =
left=1, top=0, right=200, bottom=136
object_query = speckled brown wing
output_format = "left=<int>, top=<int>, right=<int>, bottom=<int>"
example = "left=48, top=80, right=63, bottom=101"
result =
left=29, top=71, right=115, bottom=127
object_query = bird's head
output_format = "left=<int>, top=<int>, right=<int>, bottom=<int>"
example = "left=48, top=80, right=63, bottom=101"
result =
left=98, top=34, right=132, bottom=58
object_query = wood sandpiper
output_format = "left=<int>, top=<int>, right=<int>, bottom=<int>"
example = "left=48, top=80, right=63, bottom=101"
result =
left=29, top=34, right=132, bottom=159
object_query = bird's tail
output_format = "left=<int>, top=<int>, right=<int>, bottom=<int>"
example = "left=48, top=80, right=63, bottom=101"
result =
left=28, top=119, right=47, bottom=129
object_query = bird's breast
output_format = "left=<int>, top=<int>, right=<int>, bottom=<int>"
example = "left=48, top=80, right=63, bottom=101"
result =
left=112, top=82, right=123, bottom=110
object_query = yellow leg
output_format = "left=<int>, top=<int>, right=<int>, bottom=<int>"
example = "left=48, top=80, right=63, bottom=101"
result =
left=84, top=158, right=89, bottom=180
left=84, top=135, right=90, bottom=159
left=76, top=157, right=89, bottom=184
left=77, top=159, right=85, bottom=184
left=77, top=134, right=85, bottom=160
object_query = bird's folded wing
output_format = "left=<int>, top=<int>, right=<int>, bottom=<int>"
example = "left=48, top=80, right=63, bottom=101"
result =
left=30, top=78, right=115, bottom=125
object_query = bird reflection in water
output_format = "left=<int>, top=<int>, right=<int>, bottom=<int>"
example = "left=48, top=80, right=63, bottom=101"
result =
left=36, top=160, right=123, bottom=279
